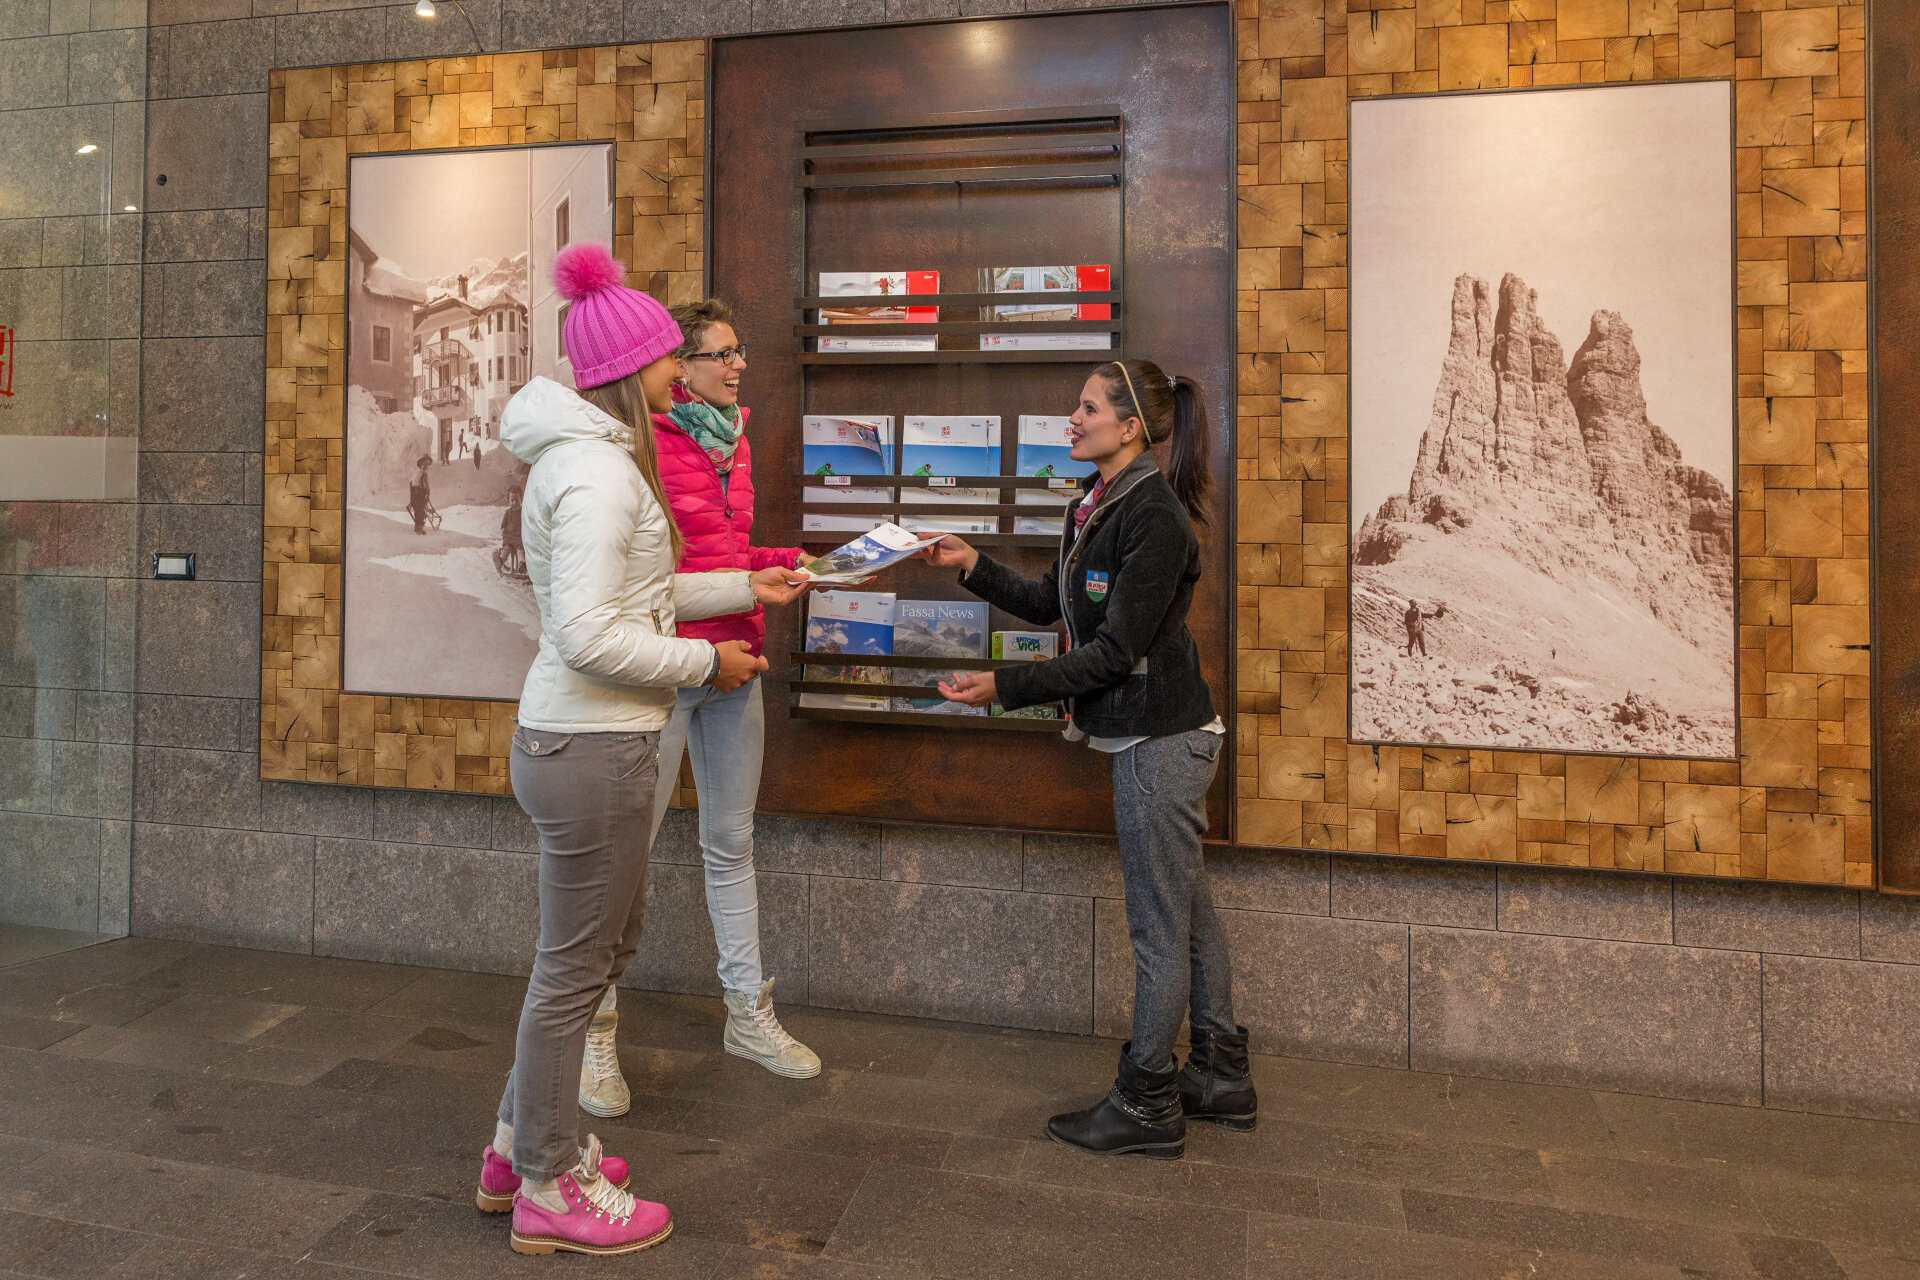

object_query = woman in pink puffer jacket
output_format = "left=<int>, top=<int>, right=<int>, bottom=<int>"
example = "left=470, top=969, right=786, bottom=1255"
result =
left=577, top=298, right=824, bottom=1121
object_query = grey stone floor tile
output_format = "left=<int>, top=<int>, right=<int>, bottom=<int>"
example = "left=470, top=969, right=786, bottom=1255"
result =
left=1180, top=1113, right=1562, bottom=1205
left=0, top=1011, right=85, bottom=1050
left=1591, top=1090, right=1920, bottom=1188
left=768, top=1004, right=954, bottom=1080
left=248, top=1007, right=420, bottom=1059
left=1400, top=1188, right=1758, bottom=1274
left=0, top=1143, right=368, bottom=1258
left=674, top=1100, right=955, bottom=1169
left=1735, top=1233, right=1849, bottom=1280
left=1825, top=1244, right=1920, bottom=1280
left=0, top=976, right=180, bottom=1026
left=924, top=1022, right=1120, bottom=1089
left=1314, top=1178, right=1407, bottom=1230
left=703, top=1247, right=935, bottom=1279
left=1543, top=1150, right=1768, bottom=1233
left=823, top=1164, right=1248, bottom=1280
left=137, top=948, right=424, bottom=1011
left=584, top=1123, right=875, bottom=1255
left=1011, top=1135, right=1321, bottom=1217
left=306, top=1191, right=723, bottom=1279
left=361, top=967, right=531, bottom=1026
left=1247, top=1214, right=1691, bottom=1280
left=672, top=1053, right=1026, bottom=1139
left=119, top=991, right=302, bottom=1043
left=42, top=1022, right=247, bottom=1072
left=1737, top=1172, right=1920, bottom=1257
left=938, top=1133, right=1031, bottom=1178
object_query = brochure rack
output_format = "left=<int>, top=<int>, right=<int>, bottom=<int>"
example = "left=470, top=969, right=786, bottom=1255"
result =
left=709, top=10, right=1234, bottom=834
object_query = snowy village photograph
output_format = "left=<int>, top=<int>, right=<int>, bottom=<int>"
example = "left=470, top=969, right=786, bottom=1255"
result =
left=1347, top=83, right=1737, bottom=759
left=342, top=142, right=614, bottom=699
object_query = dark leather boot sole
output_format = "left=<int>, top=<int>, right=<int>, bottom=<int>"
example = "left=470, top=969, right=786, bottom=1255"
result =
left=1045, top=1123, right=1185, bottom=1160
left=1184, top=1107, right=1257, bottom=1132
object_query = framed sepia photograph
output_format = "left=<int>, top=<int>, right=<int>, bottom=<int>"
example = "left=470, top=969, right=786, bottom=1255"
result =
left=342, top=142, right=615, bottom=700
left=1348, top=82, right=1737, bottom=760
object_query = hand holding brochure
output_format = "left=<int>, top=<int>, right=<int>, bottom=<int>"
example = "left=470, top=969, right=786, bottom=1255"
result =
left=801, top=521, right=944, bottom=584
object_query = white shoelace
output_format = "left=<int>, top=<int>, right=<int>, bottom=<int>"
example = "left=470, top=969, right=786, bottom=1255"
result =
left=572, top=1137, right=636, bottom=1224
left=749, top=1000, right=799, bottom=1052
left=584, top=1024, right=621, bottom=1082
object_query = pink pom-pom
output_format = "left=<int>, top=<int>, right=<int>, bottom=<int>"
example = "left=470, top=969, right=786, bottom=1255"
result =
left=553, top=242, right=624, bottom=301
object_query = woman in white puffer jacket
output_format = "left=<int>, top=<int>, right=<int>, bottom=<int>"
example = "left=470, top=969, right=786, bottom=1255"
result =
left=472, top=244, right=808, bottom=1260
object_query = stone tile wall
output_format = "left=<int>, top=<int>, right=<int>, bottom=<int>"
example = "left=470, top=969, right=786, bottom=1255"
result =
left=111, top=0, right=1920, bottom=1124
left=0, top=0, right=148, bottom=935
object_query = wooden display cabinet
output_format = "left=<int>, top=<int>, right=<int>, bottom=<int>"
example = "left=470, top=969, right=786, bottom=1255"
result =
left=710, top=8, right=1235, bottom=836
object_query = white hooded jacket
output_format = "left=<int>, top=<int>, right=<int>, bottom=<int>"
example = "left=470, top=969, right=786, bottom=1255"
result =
left=501, top=376, right=754, bottom=733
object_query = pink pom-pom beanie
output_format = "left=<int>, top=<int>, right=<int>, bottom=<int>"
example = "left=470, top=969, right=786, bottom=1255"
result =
left=552, top=242, right=682, bottom=390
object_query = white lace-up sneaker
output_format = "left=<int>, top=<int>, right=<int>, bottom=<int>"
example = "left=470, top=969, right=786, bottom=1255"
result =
left=722, top=979, right=821, bottom=1079
left=578, top=1008, right=631, bottom=1118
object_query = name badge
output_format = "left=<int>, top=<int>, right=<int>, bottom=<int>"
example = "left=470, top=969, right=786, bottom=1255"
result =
left=1085, top=570, right=1109, bottom=602
left=926, top=476, right=956, bottom=488
left=823, top=475, right=851, bottom=487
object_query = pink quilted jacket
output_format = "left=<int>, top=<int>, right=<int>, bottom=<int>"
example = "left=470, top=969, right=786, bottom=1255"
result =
left=653, top=399, right=802, bottom=656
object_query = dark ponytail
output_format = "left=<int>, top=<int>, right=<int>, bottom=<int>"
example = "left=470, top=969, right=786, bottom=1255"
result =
left=1092, top=359, right=1212, bottom=526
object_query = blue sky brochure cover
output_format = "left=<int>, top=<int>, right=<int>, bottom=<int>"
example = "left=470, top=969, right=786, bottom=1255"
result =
left=1015, top=415, right=1081, bottom=535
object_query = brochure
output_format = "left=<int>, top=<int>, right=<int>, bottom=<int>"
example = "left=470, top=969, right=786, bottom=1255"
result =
left=978, top=264, right=1112, bottom=351
left=804, top=416, right=894, bottom=531
left=817, top=271, right=939, bottom=352
left=901, top=415, right=1001, bottom=536
left=990, top=630, right=1062, bottom=719
left=1014, top=415, right=1082, bottom=536
left=891, top=599, right=989, bottom=716
left=800, top=590, right=896, bottom=712
left=799, top=521, right=942, bottom=585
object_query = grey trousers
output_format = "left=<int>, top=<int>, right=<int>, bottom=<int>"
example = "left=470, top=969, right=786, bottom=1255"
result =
left=1111, top=727, right=1237, bottom=1074
left=498, top=726, right=661, bottom=1179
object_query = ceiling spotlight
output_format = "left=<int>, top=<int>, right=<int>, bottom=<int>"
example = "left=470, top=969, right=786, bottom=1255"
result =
left=414, top=0, right=435, bottom=15
left=76, top=143, right=98, bottom=154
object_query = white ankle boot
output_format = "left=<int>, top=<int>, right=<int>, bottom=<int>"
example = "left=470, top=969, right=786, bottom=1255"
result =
left=579, top=1000, right=631, bottom=1118
left=722, top=979, right=821, bottom=1079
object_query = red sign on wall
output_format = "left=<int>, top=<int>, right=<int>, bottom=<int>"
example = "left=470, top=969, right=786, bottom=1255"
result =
left=0, top=325, right=13, bottom=397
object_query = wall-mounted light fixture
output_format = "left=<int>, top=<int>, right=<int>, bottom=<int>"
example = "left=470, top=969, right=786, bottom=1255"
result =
left=76, top=143, right=98, bottom=155
left=412, top=0, right=484, bottom=50
left=152, top=552, right=196, bottom=581
left=123, top=204, right=137, bottom=212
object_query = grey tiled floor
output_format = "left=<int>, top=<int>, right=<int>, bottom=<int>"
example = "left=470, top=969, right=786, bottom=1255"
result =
left=2, top=938, right=1918, bottom=1278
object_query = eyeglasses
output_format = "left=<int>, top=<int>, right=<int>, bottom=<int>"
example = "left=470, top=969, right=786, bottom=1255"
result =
left=686, top=345, right=747, bottom=366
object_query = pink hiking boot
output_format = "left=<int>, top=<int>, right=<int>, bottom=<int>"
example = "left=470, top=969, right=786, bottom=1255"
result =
left=509, top=1135, right=672, bottom=1256
left=476, top=1143, right=630, bottom=1213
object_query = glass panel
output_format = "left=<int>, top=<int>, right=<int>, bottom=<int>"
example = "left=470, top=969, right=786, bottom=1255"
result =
left=0, top=7, right=146, bottom=962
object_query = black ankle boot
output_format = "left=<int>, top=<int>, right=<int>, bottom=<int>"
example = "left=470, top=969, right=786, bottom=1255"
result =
left=1179, top=1025, right=1258, bottom=1130
left=1045, top=1043, right=1186, bottom=1159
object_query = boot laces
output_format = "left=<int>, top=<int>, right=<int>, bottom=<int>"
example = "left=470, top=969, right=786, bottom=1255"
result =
left=585, top=1022, right=621, bottom=1083
left=572, top=1137, right=636, bottom=1224
left=748, top=998, right=799, bottom=1052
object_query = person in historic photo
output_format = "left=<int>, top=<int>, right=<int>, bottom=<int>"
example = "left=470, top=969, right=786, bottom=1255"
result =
left=924, top=357, right=1256, bottom=1159
left=407, top=454, right=432, bottom=534
left=1403, top=598, right=1439, bottom=657
left=473, top=242, right=811, bottom=1258
left=498, top=485, right=524, bottom=575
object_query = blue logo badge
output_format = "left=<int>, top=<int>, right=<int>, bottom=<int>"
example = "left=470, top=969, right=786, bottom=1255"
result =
left=1085, top=570, right=1109, bottom=602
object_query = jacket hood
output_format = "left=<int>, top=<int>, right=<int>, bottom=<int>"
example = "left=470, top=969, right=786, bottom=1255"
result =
left=501, top=376, right=631, bottom=465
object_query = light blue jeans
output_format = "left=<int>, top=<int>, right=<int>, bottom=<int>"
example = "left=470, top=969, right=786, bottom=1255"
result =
left=647, top=676, right=766, bottom=996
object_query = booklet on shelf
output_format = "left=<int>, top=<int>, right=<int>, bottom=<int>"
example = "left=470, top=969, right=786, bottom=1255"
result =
left=900, top=416, right=1000, bottom=536
left=1014, top=415, right=1083, bottom=536
left=990, top=630, right=1062, bottom=719
left=799, top=521, right=943, bottom=585
left=800, top=590, right=896, bottom=712
left=804, top=416, right=894, bottom=532
left=891, top=599, right=989, bottom=716
left=817, top=271, right=939, bottom=352
left=978, top=264, right=1112, bottom=351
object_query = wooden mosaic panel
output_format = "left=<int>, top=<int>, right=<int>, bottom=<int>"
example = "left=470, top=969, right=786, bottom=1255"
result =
left=259, top=43, right=707, bottom=795
left=1230, top=0, right=1870, bottom=884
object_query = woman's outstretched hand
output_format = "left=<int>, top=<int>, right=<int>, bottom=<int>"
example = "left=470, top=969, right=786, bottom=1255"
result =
left=938, top=670, right=997, bottom=707
left=919, top=535, right=979, bottom=577
left=750, top=565, right=813, bottom=606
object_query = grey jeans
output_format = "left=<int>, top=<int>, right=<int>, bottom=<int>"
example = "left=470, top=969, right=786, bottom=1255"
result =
left=498, top=726, right=660, bottom=1179
left=1111, top=727, right=1236, bottom=1074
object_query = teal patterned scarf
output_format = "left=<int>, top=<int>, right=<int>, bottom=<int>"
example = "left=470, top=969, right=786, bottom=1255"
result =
left=667, top=396, right=743, bottom=471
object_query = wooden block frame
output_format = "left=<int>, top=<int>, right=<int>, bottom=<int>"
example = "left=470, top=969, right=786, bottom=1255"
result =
left=259, top=43, right=707, bottom=794
left=1231, top=0, right=1870, bottom=885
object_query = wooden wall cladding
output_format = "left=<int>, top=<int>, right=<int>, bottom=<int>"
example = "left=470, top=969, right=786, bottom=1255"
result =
left=1232, top=0, right=1871, bottom=884
left=259, top=42, right=707, bottom=794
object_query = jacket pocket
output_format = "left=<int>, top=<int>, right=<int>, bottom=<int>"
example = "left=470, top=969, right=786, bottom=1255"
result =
left=513, top=727, right=573, bottom=757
